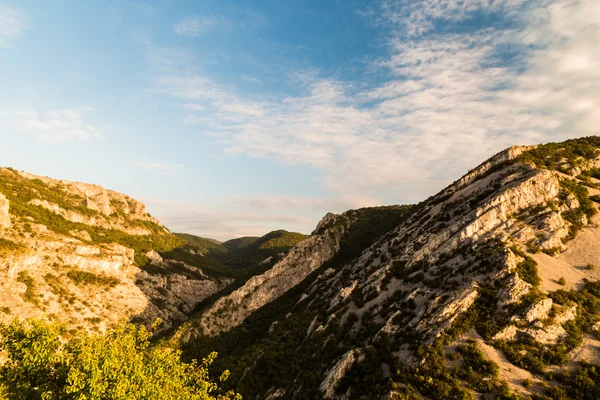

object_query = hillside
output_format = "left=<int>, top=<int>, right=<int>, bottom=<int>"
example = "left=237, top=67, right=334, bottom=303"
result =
left=0, top=168, right=311, bottom=334
left=0, top=168, right=239, bottom=332
left=179, top=137, right=600, bottom=400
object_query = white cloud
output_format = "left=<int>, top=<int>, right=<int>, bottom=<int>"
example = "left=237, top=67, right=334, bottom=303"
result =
left=155, top=0, right=600, bottom=204
left=2, top=107, right=103, bottom=144
left=127, top=161, right=185, bottom=176
left=174, top=16, right=221, bottom=36
left=0, top=4, right=28, bottom=48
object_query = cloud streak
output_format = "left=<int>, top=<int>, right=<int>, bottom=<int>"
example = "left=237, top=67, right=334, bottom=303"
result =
left=1, top=107, right=103, bottom=144
left=174, top=16, right=223, bottom=36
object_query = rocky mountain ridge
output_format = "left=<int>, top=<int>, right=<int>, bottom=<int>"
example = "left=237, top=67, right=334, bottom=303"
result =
left=180, top=137, right=600, bottom=400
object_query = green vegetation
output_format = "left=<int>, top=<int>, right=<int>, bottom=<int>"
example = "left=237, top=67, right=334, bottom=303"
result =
left=218, top=230, right=309, bottom=269
left=546, top=361, right=600, bottom=400
left=454, top=341, right=500, bottom=393
left=493, top=280, right=600, bottom=375
left=515, top=137, right=600, bottom=170
left=558, top=178, right=597, bottom=240
left=0, top=319, right=239, bottom=400
left=175, top=233, right=227, bottom=254
left=512, top=246, right=542, bottom=287
left=66, top=269, right=119, bottom=288
left=0, top=237, right=23, bottom=254
left=397, top=340, right=516, bottom=400
left=558, top=277, right=566, bottom=286
left=16, top=271, right=38, bottom=305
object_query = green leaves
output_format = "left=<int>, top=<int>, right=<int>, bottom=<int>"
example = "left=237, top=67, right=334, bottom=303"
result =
left=0, top=319, right=241, bottom=400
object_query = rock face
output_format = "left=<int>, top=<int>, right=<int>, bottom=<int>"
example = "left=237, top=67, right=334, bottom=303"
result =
left=524, top=298, right=553, bottom=323
left=0, top=193, right=10, bottom=228
left=320, top=350, right=359, bottom=399
left=497, top=273, right=532, bottom=307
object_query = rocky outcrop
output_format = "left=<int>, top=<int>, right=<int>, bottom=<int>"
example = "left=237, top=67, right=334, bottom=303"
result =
left=182, top=139, right=600, bottom=399
left=320, top=350, right=359, bottom=399
left=0, top=193, right=10, bottom=228
left=524, top=298, right=553, bottom=323
left=493, top=302, right=578, bottom=344
left=146, top=250, right=164, bottom=265
left=18, top=170, right=155, bottom=221
left=446, top=145, right=533, bottom=194
left=497, top=273, right=532, bottom=307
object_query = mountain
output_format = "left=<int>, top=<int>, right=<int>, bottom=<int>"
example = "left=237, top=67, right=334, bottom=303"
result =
left=178, top=137, right=600, bottom=400
left=0, top=168, right=306, bottom=334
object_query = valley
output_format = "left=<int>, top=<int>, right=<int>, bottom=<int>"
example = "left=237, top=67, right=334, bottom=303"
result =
left=2, top=137, right=600, bottom=399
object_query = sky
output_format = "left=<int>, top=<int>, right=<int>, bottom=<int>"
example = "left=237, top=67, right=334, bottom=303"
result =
left=0, top=0, right=598, bottom=241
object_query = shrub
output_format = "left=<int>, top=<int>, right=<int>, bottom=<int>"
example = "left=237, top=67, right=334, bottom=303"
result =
left=16, top=271, right=38, bottom=305
left=0, top=319, right=240, bottom=400
left=558, top=277, right=566, bottom=286
left=516, top=256, right=541, bottom=287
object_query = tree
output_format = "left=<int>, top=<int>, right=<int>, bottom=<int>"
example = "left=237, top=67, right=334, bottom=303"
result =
left=0, top=319, right=240, bottom=400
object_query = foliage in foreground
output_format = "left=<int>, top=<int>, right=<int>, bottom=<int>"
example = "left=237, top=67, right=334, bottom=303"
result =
left=0, top=319, right=240, bottom=400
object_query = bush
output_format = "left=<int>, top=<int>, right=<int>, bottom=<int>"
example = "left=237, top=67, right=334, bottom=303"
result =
left=558, top=277, right=566, bottom=286
left=516, top=256, right=541, bottom=287
left=0, top=319, right=239, bottom=400
left=16, top=271, right=38, bottom=305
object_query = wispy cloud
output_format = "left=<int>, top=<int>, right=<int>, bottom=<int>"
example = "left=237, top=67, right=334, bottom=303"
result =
left=0, top=4, right=28, bottom=48
left=1, top=107, right=103, bottom=144
left=153, top=0, right=599, bottom=204
left=174, top=16, right=223, bottom=36
left=127, top=160, right=185, bottom=176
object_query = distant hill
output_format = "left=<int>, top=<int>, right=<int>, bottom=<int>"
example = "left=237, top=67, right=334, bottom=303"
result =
left=222, top=236, right=260, bottom=251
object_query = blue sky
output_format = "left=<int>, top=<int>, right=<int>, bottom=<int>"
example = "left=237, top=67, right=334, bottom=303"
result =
left=0, top=0, right=598, bottom=240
